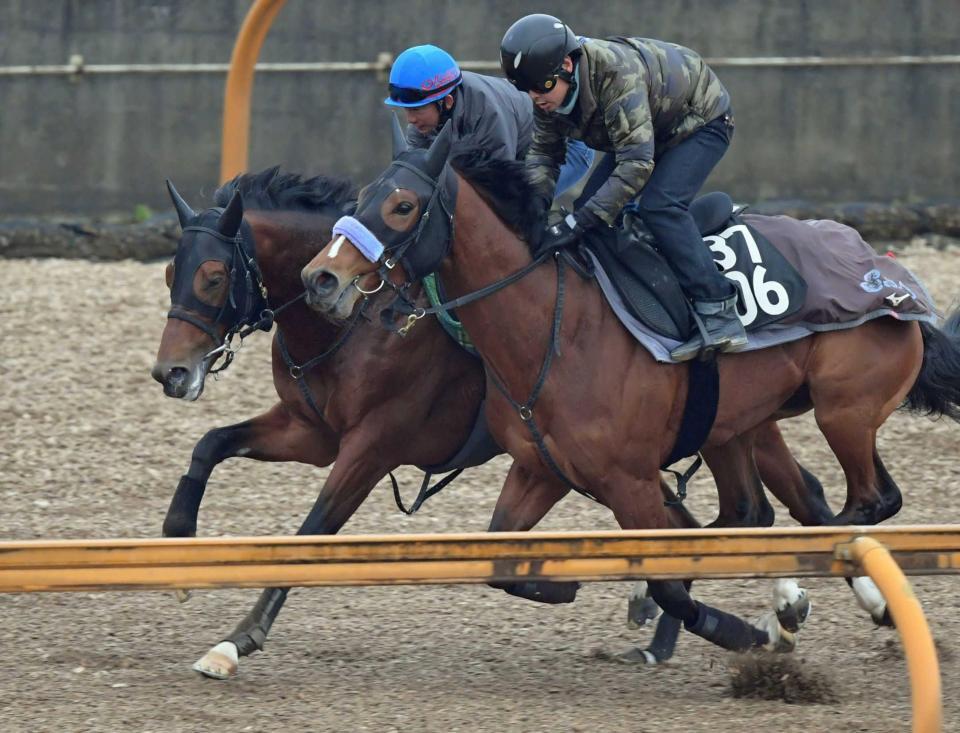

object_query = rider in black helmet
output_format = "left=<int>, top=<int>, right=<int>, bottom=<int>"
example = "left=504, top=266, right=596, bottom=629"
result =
left=500, top=14, right=746, bottom=362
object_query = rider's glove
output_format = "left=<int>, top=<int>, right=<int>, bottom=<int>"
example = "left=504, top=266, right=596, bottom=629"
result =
left=539, top=213, right=584, bottom=253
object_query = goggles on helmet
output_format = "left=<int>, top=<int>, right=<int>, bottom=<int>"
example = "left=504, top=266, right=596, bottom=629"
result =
left=511, top=71, right=562, bottom=94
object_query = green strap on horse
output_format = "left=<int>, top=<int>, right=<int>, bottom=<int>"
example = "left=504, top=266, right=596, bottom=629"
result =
left=423, top=273, right=477, bottom=355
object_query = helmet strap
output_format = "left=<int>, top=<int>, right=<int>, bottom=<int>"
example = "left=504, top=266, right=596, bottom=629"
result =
left=436, top=90, right=456, bottom=129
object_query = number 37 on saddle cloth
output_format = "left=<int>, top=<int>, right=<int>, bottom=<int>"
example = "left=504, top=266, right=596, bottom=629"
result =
left=585, top=204, right=938, bottom=363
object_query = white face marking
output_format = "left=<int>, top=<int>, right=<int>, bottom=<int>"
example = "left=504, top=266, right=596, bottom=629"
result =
left=328, top=234, right=345, bottom=259
left=514, top=51, right=522, bottom=68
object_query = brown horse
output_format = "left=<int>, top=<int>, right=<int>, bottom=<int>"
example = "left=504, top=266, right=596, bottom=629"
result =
left=301, top=128, right=960, bottom=653
left=152, top=169, right=493, bottom=677
left=152, top=168, right=718, bottom=676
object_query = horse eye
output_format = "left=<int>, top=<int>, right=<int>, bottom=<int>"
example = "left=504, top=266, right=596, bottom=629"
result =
left=207, top=275, right=225, bottom=289
left=395, top=201, right=414, bottom=215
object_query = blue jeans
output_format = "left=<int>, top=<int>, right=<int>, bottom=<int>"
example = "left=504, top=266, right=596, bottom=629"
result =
left=577, top=114, right=735, bottom=301
left=555, top=139, right=595, bottom=197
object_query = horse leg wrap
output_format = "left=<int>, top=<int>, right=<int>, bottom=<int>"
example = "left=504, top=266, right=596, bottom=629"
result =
left=224, top=588, right=289, bottom=657
left=501, top=580, right=580, bottom=604
left=645, top=613, right=683, bottom=663
left=685, top=602, right=768, bottom=651
left=627, top=581, right=661, bottom=629
left=162, top=475, right=206, bottom=537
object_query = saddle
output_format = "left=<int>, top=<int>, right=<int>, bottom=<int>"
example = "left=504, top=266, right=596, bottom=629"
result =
left=583, top=192, right=806, bottom=341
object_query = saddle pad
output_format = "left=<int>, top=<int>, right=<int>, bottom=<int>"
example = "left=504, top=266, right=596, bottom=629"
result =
left=587, top=212, right=809, bottom=340
left=590, top=215, right=939, bottom=364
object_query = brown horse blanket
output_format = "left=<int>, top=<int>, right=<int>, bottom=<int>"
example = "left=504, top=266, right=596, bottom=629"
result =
left=745, top=214, right=934, bottom=328
left=592, top=213, right=939, bottom=363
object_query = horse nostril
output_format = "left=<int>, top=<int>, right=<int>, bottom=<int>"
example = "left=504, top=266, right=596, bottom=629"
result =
left=163, top=367, right=190, bottom=398
left=307, top=270, right=339, bottom=297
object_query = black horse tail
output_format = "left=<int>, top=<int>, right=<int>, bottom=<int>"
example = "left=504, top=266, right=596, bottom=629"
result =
left=904, top=308, right=960, bottom=421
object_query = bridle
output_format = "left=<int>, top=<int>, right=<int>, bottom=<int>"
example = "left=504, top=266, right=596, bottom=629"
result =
left=167, top=211, right=277, bottom=374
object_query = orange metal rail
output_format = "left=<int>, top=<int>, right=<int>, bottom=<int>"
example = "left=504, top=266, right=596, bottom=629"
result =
left=842, top=537, right=942, bottom=733
left=0, top=525, right=957, bottom=592
left=220, top=0, right=287, bottom=182
left=0, top=525, right=944, bottom=730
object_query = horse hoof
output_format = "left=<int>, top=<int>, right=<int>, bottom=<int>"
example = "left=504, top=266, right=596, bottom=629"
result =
left=173, top=589, right=192, bottom=604
left=192, top=642, right=239, bottom=680
left=755, top=612, right=797, bottom=653
left=627, top=594, right=661, bottom=630
left=614, top=646, right=659, bottom=665
left=851, top=577, right=894, bottom=627
left=873, top=606, right=895, bottom=628
left=773, top=581, right=811, bottom=633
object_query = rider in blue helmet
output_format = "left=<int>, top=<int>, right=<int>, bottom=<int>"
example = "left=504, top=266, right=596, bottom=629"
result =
left=385, top=44, right=593, bottom=195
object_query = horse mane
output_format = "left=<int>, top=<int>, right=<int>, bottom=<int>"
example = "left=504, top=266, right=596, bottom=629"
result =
left=214, top=165, right=357, bottom=216
left=449, top=146, right=539, bottom=242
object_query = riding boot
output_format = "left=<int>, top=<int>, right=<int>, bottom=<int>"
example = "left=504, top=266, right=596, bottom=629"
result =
left=670, top=293, right=748, bottom=362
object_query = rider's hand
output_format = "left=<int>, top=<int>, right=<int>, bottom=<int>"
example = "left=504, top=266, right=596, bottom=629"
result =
left=526, top=194, right=553, bottom=253
left=539, top=213, right=584, bottom=253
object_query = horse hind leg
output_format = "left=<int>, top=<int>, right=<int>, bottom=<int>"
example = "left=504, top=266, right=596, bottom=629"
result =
left=841, top=451, right=898, bottom=628
left=821, top=421, right=902, bottom=526
left=754, top=420, right=835, bottom=526
left=701, top=434, right=776, bottom=529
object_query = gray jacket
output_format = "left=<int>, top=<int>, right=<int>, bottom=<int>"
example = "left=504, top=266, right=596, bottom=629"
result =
left=405, top=70, right=534, bottom=161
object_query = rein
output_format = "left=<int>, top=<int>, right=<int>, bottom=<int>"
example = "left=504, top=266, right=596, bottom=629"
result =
left=482, top=254, right=601, bottom=503
left=276, top=296, right=370, bottom=417
left=358, top=160, right=604, bottom=503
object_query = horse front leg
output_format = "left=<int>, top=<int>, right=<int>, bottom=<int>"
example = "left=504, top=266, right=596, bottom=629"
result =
left=700, top=434, right=809, bottom=648
left=607, top=470, right=788, bottom=654
left=486, top=461, right=574, bottom=603
left=619, top=480, right=699, bottom=665
left=191, top=429, right=386, bottom=680
left=162, top=402, right=337, bottom=539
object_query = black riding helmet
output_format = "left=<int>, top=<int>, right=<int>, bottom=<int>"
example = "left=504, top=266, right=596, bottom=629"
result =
left=500, top=14, right=580, bottom=93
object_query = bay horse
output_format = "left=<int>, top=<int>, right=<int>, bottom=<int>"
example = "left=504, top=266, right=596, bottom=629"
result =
left=300, top=126, right=960, bottom=654
left=152, top=167, right=718, bottom=676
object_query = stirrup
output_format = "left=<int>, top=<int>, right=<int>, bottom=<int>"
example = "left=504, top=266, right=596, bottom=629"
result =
left=670, top=311, right=715, bottom=362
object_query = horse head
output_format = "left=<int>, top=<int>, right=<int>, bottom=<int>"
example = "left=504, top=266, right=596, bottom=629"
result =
left=152, top=181, right=269, bottom=400
left=300, top=117, right=457, bottom=320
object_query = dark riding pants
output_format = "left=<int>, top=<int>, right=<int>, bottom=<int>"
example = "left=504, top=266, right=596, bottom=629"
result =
left=577, top=113, right=735, bottom=301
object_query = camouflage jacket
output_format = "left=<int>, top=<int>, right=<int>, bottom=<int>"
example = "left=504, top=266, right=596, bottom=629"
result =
left=405, top=71, right=534, bottom=161
left=527, top=37, right=730, bottom=226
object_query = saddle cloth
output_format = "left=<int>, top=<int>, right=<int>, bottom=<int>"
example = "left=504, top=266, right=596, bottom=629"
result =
left=588, top=200, right=938, bottom=363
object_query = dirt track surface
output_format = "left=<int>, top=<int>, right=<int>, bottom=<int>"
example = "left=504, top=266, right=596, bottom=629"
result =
left=1, top=245, right=959, bottom=732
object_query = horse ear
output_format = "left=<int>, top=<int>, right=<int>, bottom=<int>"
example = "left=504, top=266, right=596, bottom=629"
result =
left=423, top=120, right=453, bottom=179
left=165, top=179, right=196, bottom=229
left=217, top=189, right=244, bottom=238
left=391, top=113, right=410, bottom=159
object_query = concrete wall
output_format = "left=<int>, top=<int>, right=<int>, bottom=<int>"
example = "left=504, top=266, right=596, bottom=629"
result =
left=1, top=0, right=958, bottom=214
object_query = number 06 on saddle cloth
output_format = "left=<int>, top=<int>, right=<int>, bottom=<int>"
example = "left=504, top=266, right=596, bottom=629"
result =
left=588, top=212, right=938, bottom=363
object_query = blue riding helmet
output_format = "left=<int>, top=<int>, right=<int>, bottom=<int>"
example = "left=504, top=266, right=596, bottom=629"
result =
left=385, top=45, right=463, bottom=108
